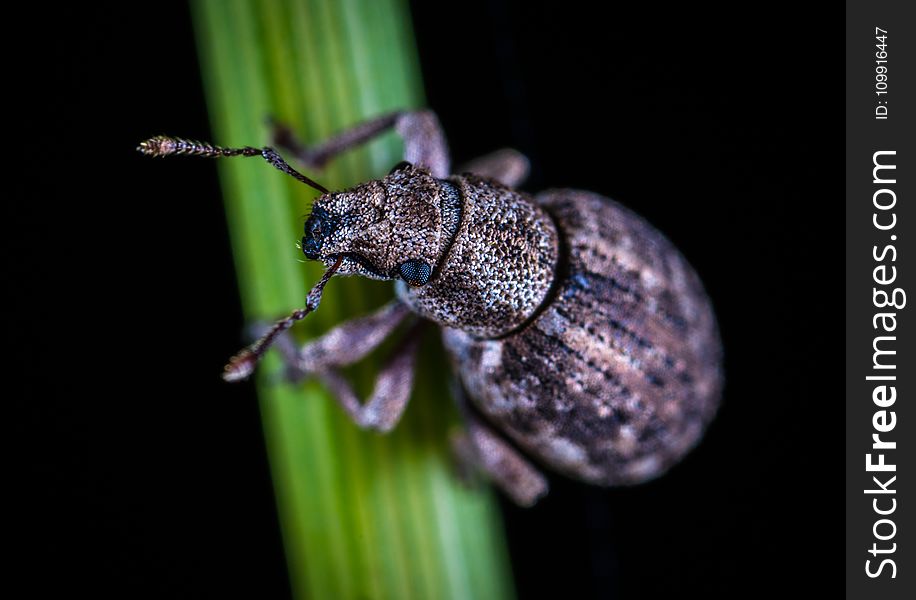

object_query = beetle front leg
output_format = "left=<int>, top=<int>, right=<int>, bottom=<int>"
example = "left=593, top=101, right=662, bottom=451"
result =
left=450, top=384, right=548, bottom=506
left=316, top=324, right=422, bottom=433
left=271, top=300, right=411, bottom=380
left=272, top=110, right=450, bottom=177
left=458, top=148, right=530, bottom=188
left=264, top=301, right=419, bottom=432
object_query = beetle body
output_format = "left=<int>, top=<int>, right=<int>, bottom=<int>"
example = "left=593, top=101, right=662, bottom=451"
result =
left=310, top=163, right=722, bottom=486
left=141, top=109, right=723, bottom=502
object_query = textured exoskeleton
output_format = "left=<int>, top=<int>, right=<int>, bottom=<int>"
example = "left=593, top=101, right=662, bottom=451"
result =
left=140, top=110, right=723, bottom=506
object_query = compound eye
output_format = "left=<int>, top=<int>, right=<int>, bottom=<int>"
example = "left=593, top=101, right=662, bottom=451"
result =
left=388, top=160, right=412, bottom=175
left=399, top=259, right=431, bottom=287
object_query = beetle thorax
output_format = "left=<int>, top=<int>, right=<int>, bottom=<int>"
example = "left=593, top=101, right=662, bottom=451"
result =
left=397, top=174, right=559, bottom=339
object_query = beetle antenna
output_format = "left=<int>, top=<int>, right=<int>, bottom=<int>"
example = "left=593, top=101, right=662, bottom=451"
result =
left=137, top=135, right=329, bottom=194
left=222, top=255, right=343, bottom=381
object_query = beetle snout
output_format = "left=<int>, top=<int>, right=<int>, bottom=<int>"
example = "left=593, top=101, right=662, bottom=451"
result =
left=302, top=235, right=321, bottom=260
left=302, top=213, right=325, bottom=260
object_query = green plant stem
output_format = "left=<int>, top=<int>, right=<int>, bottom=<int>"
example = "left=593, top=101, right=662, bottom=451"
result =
left=192, top=1, right=515, bottom=598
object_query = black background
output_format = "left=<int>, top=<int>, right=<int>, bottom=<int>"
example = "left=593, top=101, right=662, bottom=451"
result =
left=12, top=2, right=840, bottom=598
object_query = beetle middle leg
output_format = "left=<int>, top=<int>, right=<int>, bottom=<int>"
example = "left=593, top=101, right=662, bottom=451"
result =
left=269, top=300, right=420, bottom=432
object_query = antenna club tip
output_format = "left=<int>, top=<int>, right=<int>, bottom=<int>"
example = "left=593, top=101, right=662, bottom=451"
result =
left=137, top=135, right=177, bottom=157
left=222, top=351, right=256, bottom=382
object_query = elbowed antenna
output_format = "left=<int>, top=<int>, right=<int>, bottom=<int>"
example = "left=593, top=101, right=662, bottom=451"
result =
left=137, top=135, right=329, bottom=194
left=222, top=255, right=343, bottom=381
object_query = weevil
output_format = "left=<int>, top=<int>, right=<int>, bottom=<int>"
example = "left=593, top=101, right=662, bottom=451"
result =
left=139, top=110, right=723, bottom=506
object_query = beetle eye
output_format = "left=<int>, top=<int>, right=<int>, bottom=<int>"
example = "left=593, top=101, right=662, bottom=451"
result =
left=388, top=160, right=412, bottom=175
left=399, top=259, right=432, bottom=287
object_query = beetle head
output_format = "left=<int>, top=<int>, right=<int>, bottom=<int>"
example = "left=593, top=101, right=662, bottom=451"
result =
left=302, top=163, right=444, bottom=286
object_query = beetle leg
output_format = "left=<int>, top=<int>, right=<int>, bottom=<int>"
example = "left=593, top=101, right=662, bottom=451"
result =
left=458, top=148, right=530, bottom=188
left=271, top=110, right=450, bottom=177
left=269, top=300, right=411, bottom=380
left=314, top=324, right=422, bottom=433
left=450, top=383, right=549, bottom=506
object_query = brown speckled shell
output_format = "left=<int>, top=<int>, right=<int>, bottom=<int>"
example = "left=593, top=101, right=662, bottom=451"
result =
left=443, top=189, right=723, bottom=486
